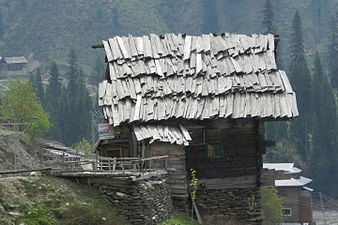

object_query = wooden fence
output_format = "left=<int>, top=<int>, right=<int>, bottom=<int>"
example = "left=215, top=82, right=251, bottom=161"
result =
left=95, top=155, right=169, bottom=172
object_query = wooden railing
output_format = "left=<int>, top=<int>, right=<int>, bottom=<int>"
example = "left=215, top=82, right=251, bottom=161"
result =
left=95, top=155, right=169, bottom=172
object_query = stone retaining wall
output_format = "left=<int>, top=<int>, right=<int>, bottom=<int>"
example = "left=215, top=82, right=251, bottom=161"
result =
left=196, top=188, right=262, bottom=225
left=94, top=175, right=172, bottom=225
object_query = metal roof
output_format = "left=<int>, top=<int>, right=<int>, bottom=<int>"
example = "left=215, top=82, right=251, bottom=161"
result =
left=263, top=163, right=302, bottom=174
left=275, top=176, right=312, bottom=187
left=98, top=33, right=298, bottom=145
left=4, top=56, right=28, bottom=64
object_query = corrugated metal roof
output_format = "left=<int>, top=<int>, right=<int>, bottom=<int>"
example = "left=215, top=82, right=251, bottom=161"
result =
left=98, top=32, right=299, bottom=145
left=263, top=163, right=302, bottom=174
left=4, top=56, right=28, bottom=64
left=275, top=176, right=312, bottom=187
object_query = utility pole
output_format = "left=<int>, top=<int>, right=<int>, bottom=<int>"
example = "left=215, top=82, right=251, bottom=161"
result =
left=319, top=192, right=328, bottom=225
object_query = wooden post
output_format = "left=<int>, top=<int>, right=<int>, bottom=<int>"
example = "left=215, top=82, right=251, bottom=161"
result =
left=165, top=157, right=168, bottom=170
left=62, top=153, right=65, bottom=168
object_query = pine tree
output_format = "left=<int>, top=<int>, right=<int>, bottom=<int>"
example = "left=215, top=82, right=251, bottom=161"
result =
left=47, top=62, right=62, bottom=98
left=45, top=62, right=63, bottom=141
left=30, top=68, right=45, bottom=106
left=310, top=52, right=338, bottom=195
left=61, top=49, right=92, bottom=145
left=262, top=0, right=275, bottom=34
left=288, top=11, right=312, bottom=160
left=201, top=0, right=219, bottom=33
left=328, top=15, right=338, bottom=89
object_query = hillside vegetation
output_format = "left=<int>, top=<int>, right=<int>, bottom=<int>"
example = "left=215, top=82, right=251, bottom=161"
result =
left=0, top=176, right=129, bottom=225
left=0, top=0, right=334, bottom=68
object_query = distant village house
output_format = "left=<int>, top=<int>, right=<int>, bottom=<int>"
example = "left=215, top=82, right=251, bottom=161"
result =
left=262, top=163, right=314, bottom=225
left=0, top=56, right=28, bottom=77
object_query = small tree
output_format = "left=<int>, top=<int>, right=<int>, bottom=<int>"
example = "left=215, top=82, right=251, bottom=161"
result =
left=73, top=138, right=93, bottom=158
left=1, top=80, right=50, bottom=136
left=261, top=187, right=284, bottom=225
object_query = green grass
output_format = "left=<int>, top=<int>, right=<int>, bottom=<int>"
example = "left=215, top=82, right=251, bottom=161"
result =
left=159, top=213, right=199, bottom=225
left=1, top=176, right=130, bottom=225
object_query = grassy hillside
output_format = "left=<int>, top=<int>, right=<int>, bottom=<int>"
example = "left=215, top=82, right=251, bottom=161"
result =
left=0, top=176, right=129, bottom=225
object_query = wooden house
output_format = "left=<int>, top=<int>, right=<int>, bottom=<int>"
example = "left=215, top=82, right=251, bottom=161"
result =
left=0, top=56, right=28, bottom=77
left=96, top=33, right=298, bottom=224
left=263, top=163, right=314, bottom=225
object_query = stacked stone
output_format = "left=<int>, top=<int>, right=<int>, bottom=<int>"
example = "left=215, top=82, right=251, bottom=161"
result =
left=97, top=176, right=173, bottom=225
left=195, top=188, right=262, bottom=225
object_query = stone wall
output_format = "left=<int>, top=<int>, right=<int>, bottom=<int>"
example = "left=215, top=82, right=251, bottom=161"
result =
left=195, top=187, right=262, bottom=225
left=75, top=174, right=172, bottom=225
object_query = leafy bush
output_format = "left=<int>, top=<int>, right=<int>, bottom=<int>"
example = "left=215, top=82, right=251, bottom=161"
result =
left=261, top=187, right=284, bottom=225
left=1, top=79, right=50, bottom=137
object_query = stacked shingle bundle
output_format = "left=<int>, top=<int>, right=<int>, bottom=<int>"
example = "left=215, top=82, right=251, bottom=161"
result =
left=98, top=33, right=298, bottom=145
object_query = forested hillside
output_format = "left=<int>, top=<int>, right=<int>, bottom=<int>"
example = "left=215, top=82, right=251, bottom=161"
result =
left=0, top=0, right=334, bottom=67
left=0, top=0, right=337, bottom=196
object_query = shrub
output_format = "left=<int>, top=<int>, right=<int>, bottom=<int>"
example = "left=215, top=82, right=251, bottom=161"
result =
left=261, top=187, right=284, bottom=225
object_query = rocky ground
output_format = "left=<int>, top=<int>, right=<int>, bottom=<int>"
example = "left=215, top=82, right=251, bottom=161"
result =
left=314, top=209, right=338, bottom=225
left=0, top=176, right=129, bottom=225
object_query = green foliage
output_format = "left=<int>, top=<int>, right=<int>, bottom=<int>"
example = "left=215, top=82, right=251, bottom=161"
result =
left=18, top=203, right=58, bottom=225
left=1, top=80, right=50, bottom=137
left=328, top=14, right=338, bottom=89
left=60, top=50, right=92, bottom=145
left=288, top=11, right=313, bottom=160
left=159, top=213, right=199, bottom=225
left=45, top=63, right=63, bottom=140
left=260, top=187, right=284, bottom=225
left=73, top=137, right=93, bottom=158
left=310, top=52, right=338, bottom=195
left=265, top=139, right=306, bottom=169
left=30, top=69, right=45, bottom=106
left=189, top=169, right=198, bottom=201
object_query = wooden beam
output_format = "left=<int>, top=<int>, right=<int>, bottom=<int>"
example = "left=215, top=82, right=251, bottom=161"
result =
left=91, top=44, right=104, bottom=49
left=0, top=168, right=52, bottom=175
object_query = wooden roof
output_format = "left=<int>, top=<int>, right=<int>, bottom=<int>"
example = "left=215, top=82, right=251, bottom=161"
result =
left=98, top=33, right=298, bottom=145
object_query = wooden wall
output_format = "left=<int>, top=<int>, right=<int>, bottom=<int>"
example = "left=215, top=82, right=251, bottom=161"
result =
left=278, top=187, right=301, bottom=223
left=300, top=190, right=314, bottom=224
left=185, top=119, right=261, bottom=180
left=150, top=143, right=189, bottom=212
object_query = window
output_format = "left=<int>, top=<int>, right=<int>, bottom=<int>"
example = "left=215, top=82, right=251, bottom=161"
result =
left=207, top=143, right=225, bottom=160
left=278, top=190, right=288, bottom=197
left=281, top=208, right=292, bottom=216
